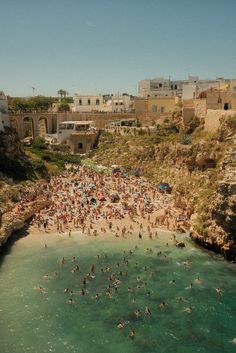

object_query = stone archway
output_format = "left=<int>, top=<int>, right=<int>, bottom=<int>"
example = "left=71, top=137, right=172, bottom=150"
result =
left=23, top=117, right=34, bottom=138
left=38, top=117, right=48, bottom=137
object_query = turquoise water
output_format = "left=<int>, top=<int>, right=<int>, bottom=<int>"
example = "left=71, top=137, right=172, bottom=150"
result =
left=0, top=232, right=236, bottom=353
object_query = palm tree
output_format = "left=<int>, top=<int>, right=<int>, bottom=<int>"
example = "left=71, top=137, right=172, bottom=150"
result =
left=57, top=89, right=69, bottom=102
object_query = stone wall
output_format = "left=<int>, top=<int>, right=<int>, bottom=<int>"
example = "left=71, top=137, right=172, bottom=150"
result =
left=205, top=109, right=236, bottom=132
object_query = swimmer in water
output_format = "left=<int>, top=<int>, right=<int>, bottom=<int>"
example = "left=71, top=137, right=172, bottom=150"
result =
left=185, top=283, right=193, bottom=290
left=183, top=306, right=193, bottom=313
left=117, top=321, right=129, bottom=329
left=133, top=309, right=141, bottom=318
left=159, top=301, right=168, bottom=309
left=215, top=287, right=223, bottom=295
left=194, top=276, right=203, bottom=285
left=117, top=322, right=125, bottom=329
left=64, top=288, right=69, bottom=293
left=35, top=286, right=45, bottom=293
left=144, top=306, right=151, bottom=316
left=129, top=330, right=136, bottom=339
left=176, top=296, right=186, bottom=302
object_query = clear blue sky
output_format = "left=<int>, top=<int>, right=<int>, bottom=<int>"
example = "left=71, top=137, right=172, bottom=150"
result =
left=1, top=0, right=236, bottom=97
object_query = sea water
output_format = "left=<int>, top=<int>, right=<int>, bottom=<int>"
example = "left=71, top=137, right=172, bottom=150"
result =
left=0, top=231, right=236, bottom=353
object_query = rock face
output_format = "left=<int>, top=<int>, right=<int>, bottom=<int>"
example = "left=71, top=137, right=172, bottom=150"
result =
left=0, top=198, right=51, bottom=246
left=0, top=128, right=24, bottom=159
left=191, top=142, right=236, bottom=261
left=0, top=128, right=51, bottom=245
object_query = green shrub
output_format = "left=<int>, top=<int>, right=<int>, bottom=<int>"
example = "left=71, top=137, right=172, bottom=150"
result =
left=180, top=134, right=191, bottom=145
left=31, top=137, right=47, bottom=150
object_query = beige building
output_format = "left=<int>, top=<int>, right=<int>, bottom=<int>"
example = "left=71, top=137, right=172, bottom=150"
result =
left=134, top=96, right=179, bottom=116
left=147, top=96, right=179, bottom=115
left=134, top=98, right=147, bottom=117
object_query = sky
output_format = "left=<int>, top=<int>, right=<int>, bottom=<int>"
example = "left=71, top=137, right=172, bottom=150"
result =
left=1, top=0, right=236, bottom=97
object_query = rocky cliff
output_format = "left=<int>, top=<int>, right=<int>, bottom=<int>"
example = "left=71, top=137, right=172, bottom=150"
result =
left=190, top=133, right=236, bottom=260
left=91, top=117, right=236, bottom=260
left=0, top=129, right=50, bottom=245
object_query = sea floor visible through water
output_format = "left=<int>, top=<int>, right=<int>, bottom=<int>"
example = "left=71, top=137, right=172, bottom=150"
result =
left=0, top=230, right=236, bottom=353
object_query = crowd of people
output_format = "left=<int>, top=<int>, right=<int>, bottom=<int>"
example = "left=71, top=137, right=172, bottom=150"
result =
left=31, top=164, right=188, bottom=238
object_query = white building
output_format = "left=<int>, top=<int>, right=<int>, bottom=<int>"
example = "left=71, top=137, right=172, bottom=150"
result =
left=72, top=91, right=133, bottom=113
left=110, top=94, right=132, bottom=113
left=182, top=78, right=236, bottom=100
left=138, top=76, right=236, bottom=99
left=45, top=121, right=98, bottom=154
left=138, top=77, right=186, bottom=98
left=0, top=91, right=10, bottom=131
left=72, top=92, right=104, bottom=113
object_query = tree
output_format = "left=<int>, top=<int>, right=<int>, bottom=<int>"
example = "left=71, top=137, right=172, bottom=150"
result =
left=57, top=89, right=69, bottom=102
left=8, top=96, right=57, bottom=113
left=58, top=103, right=70, bottom=112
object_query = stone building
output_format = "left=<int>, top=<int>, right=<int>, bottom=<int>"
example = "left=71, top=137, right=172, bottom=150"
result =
left=194, top=89, right=236, bottom=119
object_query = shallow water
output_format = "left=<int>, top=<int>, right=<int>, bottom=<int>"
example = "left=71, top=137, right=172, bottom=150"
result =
left=0, top=232, right=236, bottom=353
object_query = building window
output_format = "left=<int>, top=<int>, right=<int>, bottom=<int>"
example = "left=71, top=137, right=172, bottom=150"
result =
left=78, top=142, right=83, bottom=149
left=160, top=106, right=165, bottom=113
left=152, top=105, right=157, bottom=113
left=96, top=99, right=100, bottom=105
left=159, top=83, right=162, bottom=88
left=88, top=99, right=91, bottom=105
left=79, top=99, right=82, bottom=105
left=175, top=84, right=178, bottom=90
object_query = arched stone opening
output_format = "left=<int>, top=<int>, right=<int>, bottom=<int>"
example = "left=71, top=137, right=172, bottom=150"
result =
left=23, top=117, right=34, bottom=138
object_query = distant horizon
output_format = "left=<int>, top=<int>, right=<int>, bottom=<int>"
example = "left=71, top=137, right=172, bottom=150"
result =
left=1, top=0, right=236, bottom=97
